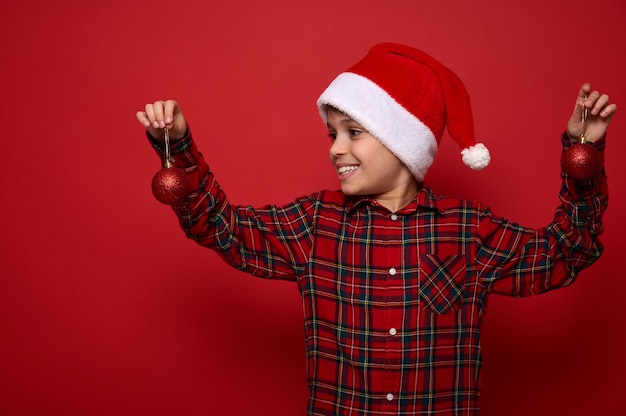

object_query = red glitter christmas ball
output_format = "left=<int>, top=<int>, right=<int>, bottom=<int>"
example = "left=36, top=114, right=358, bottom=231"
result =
left=151, top=167, right=190, bottom=205
left=560, top=143, right=602, bottom=181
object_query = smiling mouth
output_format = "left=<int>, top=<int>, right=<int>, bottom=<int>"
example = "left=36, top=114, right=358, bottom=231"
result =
left=337, top=165, right=359, bottom=175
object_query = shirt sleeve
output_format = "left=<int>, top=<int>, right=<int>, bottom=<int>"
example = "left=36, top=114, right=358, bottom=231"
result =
left=148, top=129, right=316, bottom=281
left=475, top=132, right=608, bottom=297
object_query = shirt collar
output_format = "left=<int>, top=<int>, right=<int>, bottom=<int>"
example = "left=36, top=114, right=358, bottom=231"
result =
left=344, top=184, right=444, bottom=215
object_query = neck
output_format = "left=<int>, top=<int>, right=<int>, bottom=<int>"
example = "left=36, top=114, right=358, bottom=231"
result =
left=374, top=183, right=421, bottom=213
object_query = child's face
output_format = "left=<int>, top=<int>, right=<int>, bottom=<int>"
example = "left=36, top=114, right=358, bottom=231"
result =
left=326, top=109, right=418, bottom=204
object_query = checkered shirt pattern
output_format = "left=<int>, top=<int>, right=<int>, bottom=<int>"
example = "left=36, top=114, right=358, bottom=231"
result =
left=150, top=131, right=607, bottom=415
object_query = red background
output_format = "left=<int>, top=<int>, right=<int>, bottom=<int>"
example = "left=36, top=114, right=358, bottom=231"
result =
left=1, top=1, right=625, bottom=415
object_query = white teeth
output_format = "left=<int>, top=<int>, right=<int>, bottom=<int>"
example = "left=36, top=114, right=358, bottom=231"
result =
left=338, top=165, right=358, bottom=174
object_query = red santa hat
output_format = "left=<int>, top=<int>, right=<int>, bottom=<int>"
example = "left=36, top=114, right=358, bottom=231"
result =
left=317, top=42, right=490, bottom=182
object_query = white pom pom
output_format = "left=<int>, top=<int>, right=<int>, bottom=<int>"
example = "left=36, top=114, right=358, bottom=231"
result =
left=461, top=143, right=491, bottom=170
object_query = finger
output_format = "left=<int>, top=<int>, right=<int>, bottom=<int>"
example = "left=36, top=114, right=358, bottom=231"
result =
left=600, top=103, right=617, bottom=119
left=136, top=111, right=151, bottom=127
left=163, top=100, right=179, bottom=126
left=577, top=90, right=600, bottom=124
left=151, top=100, right=166, bottom=129
left=584, top=90, right=600, bottom=107
left=572, top=83, right=591, bottom=118
left=591, top=94, right=610, bottom=115
left=578, top=83, right=591, bottom=99
left=145, top=103, right=159, bottom=129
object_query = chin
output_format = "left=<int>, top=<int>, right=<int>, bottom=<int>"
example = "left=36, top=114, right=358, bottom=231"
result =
left=340, top=186, right=356, bottom=195
left=340, top=186, right=368, bottom=196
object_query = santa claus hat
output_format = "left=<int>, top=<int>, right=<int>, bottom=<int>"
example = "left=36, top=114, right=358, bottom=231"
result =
left=317, top=42, right=490, bottom=182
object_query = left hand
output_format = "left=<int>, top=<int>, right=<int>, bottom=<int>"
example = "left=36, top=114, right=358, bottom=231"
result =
left=567, top=83, right=617, bottom=142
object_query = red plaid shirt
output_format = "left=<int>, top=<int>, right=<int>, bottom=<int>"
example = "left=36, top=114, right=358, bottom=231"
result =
left=151, top=131, right=607, bottom=415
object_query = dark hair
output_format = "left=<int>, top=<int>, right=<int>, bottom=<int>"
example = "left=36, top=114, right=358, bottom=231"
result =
left=322, top=104, right=345, bottom=117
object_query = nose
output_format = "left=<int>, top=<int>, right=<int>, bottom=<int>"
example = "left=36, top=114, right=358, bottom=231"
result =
left=329, top=135, right=347, bottom=158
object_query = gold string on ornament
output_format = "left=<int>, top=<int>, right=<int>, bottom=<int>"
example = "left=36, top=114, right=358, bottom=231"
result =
left=164, top=127, right=173, bottom=168
left=580, top=95, right=589, bottom=144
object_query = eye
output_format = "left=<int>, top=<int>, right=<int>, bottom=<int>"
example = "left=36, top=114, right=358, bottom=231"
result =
left=327, top=132, right=337, bottom=142
left=349, top=129, right=362, bottom=137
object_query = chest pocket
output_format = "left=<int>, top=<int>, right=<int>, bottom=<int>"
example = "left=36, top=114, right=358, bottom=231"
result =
left=419, top=254, right=467, bottom=314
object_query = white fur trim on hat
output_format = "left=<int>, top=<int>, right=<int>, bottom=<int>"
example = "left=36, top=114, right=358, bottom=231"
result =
left=461, top=143, right=491, bottom=170
left=317, top=72, right=438, bottom=182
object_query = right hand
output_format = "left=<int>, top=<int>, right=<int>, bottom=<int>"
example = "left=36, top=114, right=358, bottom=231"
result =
left=136, top=100, right=187, bottom=142
left=566, top=84, right=617, bottom=142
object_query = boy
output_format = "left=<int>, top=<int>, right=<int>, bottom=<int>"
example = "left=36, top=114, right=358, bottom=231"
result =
left=136, top=43, right=616, bottom=415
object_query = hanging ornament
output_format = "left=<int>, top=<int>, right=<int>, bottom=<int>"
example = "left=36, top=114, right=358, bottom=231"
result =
left=151, top=128, right=190, bottom=205
left=560, top=97, right=602, bottom=180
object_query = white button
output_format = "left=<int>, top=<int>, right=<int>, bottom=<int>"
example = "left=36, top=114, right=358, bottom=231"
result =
left=390, top=214, right=398, bottom=220
left=386, top=393, right=394, bottom=401
left=389, top=268, right=397, bottom=276
left=389, top=328, right=397, bottom=336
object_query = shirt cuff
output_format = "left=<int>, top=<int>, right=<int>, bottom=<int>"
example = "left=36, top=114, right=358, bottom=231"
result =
left=146, top=127, right=197, bottom=169
left=561, top=131, right=606, bottom=152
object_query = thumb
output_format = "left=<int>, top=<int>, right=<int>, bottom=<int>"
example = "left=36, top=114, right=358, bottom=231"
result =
left=163, top=100, right=187, bottom=140
left=567, top=83, right=591, bottom=139
left=573, top=83, right=591, bottom=118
